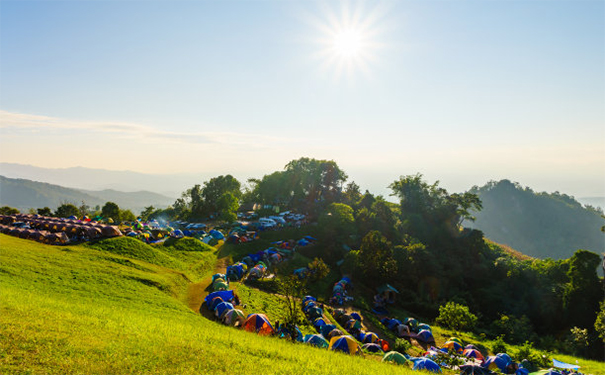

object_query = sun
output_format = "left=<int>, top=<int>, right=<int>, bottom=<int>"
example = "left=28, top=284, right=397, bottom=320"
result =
left=305, top=1, right=388, bottom=80
left=332, top=28, right=363, bottom=58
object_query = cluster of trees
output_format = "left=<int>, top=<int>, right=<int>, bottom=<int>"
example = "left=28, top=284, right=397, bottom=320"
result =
left=468, top=179, right=604, bottom=259
left=6, top=157, right=601, bottom=358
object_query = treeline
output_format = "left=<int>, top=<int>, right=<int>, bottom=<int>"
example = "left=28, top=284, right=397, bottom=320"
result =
left=5, top=157, right=601, bottom=358
left=148, top=157, right=603, bottom=359
left=468, top=179, right=605, bottom=259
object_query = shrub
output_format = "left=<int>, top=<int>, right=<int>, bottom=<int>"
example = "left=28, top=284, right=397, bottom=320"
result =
left=393, top=338, right=412, bottom=353
left=491, top=335, right=507, bottom=354
left=435, top=301, right=478, bottom=332
left=491, top=314, right=534, bottom=344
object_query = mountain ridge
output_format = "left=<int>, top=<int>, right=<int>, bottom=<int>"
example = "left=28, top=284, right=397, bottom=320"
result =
left=0, top=175, right=175, bottom=214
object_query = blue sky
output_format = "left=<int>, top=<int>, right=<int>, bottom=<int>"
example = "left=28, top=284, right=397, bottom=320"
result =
left=1, top=0, right=603, bottom=197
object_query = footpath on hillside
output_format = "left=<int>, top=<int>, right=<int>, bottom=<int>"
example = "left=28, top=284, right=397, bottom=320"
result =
left=187, top=256, right=229, bottom=313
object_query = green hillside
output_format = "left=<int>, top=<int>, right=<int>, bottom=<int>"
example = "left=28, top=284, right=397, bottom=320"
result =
left=468, top=180, right=604, bottom=259
left=0, top=234, right=418, bottom=375
left=0, top=175, right=174, bottom=213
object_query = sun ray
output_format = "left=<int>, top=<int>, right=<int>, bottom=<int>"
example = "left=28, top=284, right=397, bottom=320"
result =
left=302, top=1, right=389, bottom=82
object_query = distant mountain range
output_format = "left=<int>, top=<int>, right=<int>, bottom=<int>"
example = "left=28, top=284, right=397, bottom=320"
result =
left=0, top=162, right=211, bottom=197
left=0, top=176, right=175, bottom=214
left=467, top=180, right=604, bottom=260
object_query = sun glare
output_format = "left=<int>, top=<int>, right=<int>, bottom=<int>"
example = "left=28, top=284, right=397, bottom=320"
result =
left=333, top=29, right=363, bottom=58
left=305, top=1, right=388, bottom=80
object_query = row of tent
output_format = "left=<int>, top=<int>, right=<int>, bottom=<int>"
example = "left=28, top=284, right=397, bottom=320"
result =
left=379, top=316, right=436, bottom=344
left=204, top=290, right=275, bottom=335
left=299, top=295, right=442, bottom=372
left=0, top=214, right=122, bottom=244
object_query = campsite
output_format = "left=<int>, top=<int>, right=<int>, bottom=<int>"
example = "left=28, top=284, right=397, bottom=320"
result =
left=1, top=160, right=603, bottom=375
left=1, top=1, right=604, bottom=372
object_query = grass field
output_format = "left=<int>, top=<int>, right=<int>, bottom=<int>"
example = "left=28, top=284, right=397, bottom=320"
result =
left=0, top=234, right=419, bottom=375
left=1, top=234, right=603, bottom=375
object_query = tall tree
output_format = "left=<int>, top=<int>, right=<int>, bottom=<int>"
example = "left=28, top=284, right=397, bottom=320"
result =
left=55, top=203, right=79, bottom=218
left=357, top=230, right=397, bottom=286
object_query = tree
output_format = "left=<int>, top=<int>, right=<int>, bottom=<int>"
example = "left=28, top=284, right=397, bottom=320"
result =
left=201, top=175, right=241, bottom=215
left=435, top=301, right=478, bottom=332
left=139, top=205, right=156, bottom=222
left=563, top=250, right=602, bottom=329
left=36, top=207, right=52, bottom=216
left=0, top=206, right=19, bottom=215
left=101, top=202, right=120, bottom=222
left=318, top=203, right=356, bottom=264
left=595, top=301, right=605, bottom=342
left=217, top=192, right=239, bottom=223
left=78, top=201, right=90, bottom=217
left=119, top=209, right=136, bottom=223
left=55, top=203, right=79, bottom=218
left=389, top=174, right=482, bottom=243
left=357, top=230, right=397, bottom=286
left=276, top=275, right=307, bottom=325
left=307, top=258, right=330, bottom=282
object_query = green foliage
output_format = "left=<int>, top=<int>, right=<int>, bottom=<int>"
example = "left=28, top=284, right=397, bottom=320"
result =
left=595, top=301, right=605, bottom=342
left=356, top=231, right=397, bottom=287
left=513, top=341, right=550, bottom=370
left=36, top=206, right=52, bottom=216
left=55, top=202, right=79, bottom=218
left=0, top=206, right=19, bottom=215
left=245, top=158, right=347, bottom=214
left=119, top=208, right=136, bottom=222
left=393, top=338, right=412, bottom=353
left=307, top=258, right=330, bottom=282
left=389, top=173, right=481, bottom=243
left=492, top=335, right=508, bottom=354
left=217, top=191, right=239, bottom=222
left=563, top=250, right=602, bottom=329
left=491, top=315, right=534, bottom=344
left=435, top=301, right=478, bottom=332
left=276, top=275, right=307, bottom=325
left=468, top=180, right=605, bottom=259
left=101, top=201, right=120, bottom=221
left=139, top=205, right=156, bottom=222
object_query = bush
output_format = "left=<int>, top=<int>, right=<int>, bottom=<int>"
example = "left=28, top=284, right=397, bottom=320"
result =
left=491, top=335, right=507, bottom=354
left=491, top=314, right=534, bottom=344
left=435, top=301, right=478, bottom=332
left=513, top=341, right=549, bottom=370
left=393, top=338, right=412, bottom=353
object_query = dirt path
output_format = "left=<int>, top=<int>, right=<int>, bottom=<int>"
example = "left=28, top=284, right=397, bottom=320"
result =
left=186, top=256, right=230, bottom=313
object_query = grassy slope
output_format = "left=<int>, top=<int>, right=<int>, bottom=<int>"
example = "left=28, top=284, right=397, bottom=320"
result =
left=0, top=234, right=416, bottom=375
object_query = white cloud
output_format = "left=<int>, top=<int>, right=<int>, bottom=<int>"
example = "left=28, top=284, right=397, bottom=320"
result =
left=0, top=110, right=288, bottom=147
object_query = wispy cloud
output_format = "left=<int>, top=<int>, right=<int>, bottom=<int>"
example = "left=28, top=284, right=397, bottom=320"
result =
left=0, top=110, right=287, bottom=147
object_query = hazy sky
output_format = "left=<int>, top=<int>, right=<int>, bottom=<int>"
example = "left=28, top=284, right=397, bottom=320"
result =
left=1, top=0, right=604, bottom=198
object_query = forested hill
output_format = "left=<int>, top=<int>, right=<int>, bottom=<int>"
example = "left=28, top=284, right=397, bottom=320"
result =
left=467, top=180, right=604, bottom=260
left=0, top=175, right=174, bottom=213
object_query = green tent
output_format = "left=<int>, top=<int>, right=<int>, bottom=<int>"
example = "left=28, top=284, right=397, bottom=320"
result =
left=383, top=351, right=408, bottom=365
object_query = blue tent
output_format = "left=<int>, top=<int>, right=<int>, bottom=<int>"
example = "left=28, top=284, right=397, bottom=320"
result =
left=303, top=295, right=316, bottom=303
left=204, top=290, right=234, bottom=305
left=209, top=229, right=225, bottom=240
left=413, top=358, right=441, bottom=373
left=416, top=329, right=435, bottom=343
left=313, top=317, right=327, bottom=327
left=320, top=324, right=337, bottom=337
left=387, top=319, right=402, bottom=331
left=215, top=302, right=234, bottom=318
left=304, top=334, right=329, bottom=348
left=350, top=312, right=362, bottom=321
